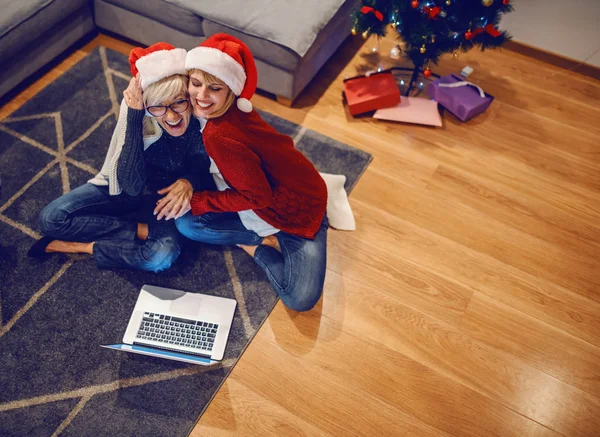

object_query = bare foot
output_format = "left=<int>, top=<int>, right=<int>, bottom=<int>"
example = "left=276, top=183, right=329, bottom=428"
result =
left=261, top=235, right=281, bottom=252
left=237, top=235, right=280, bottom=258
left=46, top=240, right=94, bottom=255
left=236, top=244, right=257, bottom=257
left=137, top=223, right=149, bottom=240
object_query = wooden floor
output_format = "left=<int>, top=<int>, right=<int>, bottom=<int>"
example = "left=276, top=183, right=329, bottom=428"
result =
left=3, top=33, right=600, bottom=437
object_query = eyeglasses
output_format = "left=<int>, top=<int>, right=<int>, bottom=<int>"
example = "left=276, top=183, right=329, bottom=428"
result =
left=145, top=99, right=190, bottom=117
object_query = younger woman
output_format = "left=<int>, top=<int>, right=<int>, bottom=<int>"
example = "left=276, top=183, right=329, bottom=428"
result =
left=176, top=33, right=328, bottom=312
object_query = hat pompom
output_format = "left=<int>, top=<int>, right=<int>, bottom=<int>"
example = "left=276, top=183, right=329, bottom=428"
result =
left=237, top=98, right=253, bottom=113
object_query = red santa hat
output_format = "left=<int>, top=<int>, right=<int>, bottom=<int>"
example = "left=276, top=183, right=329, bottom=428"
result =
left=129, top=42, right=187, bottom=91
left=185, top=33, right=257, bottom=113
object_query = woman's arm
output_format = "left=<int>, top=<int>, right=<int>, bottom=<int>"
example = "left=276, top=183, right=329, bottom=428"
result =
left=190, top=137, right=273, bottom=215
left=116, top=77, right=146, bottom=197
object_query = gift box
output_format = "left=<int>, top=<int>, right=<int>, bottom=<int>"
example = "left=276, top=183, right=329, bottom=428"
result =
left=373, top=97, right=442, bottom=127
left=343, top=72, right=401, bottom=116
left=427, top=74, right=493, bottom=122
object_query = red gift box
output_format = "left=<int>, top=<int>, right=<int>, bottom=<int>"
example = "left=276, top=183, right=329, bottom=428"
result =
left=343, top=73, right=401, bottom=116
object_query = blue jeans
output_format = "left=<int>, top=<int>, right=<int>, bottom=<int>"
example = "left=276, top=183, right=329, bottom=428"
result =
left=39, top=183, right=183, bottom=272
left=176, top=212, right=328, bottom=311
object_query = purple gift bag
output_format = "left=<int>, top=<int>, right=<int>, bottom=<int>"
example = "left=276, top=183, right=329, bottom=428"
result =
left=427, top=74, right=494, bottom=122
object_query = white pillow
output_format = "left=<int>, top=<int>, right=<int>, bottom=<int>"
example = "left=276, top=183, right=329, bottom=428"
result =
left=319, top=172, right=356, bottom=231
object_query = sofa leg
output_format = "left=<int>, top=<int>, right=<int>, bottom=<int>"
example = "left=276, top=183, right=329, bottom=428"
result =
left=276, top=95, right=294, bottom=107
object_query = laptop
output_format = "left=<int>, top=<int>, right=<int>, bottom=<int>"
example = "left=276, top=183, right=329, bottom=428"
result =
left=101, top=284, right=237, bottom=365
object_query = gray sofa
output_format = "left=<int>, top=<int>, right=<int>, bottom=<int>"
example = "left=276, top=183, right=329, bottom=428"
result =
left=0, top=0, right=95, bottom=102
left=0, top=0, right=357, bottom=104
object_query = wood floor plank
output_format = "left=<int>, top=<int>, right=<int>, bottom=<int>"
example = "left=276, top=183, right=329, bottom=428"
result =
left=352, top=172, right=600, bottom=300
left=227, top=318, right=454, bottom=437
left=475, top=75, right=600, bottom=136
left=246, top=294, right=571, bottom=437
left=315, top=271, right=600, bottom=437
left=426, top=165, right=600, bottom=256
left=191, top=379, right=334, bottom=437
left=481, top=102, right=600, bottom=161
left=327, top=224, right=473, bottom=327
left=460, top=292, right=600, bottom=399
left=429, top=141, right=600, bottom=224
left=348, top=199, right=600, bottom=346
left=302, top=118, right=441, bottom=191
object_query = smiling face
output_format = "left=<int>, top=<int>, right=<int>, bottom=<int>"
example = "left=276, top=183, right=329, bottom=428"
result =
left=144, top=75, right=191, bottom=137
left=188, top=70, right=234, bottom=119
left=152, top=93, right=191, bottom=137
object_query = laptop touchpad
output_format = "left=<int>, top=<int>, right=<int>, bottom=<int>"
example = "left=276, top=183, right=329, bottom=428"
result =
left=169, top=294, right=201, bottom=317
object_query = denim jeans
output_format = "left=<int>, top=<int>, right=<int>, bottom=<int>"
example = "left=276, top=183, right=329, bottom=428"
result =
left=39, top=183, right=183, bottom=272
left=176, top=212, right=328, bottom=311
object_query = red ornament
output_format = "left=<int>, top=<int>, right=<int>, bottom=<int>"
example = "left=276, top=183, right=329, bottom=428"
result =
left=423, top=6, right=441, bottom=20
left=423, top=68, right=432, bottom=78
left=502, top=0, right=510, bottom=4
left=360, top=6, right=384, bottom=21
left=464, top=30, right=474, bottom=40
left=411, top=0, right=419, bottom=8
left=471, top=24, right=501, bottom=38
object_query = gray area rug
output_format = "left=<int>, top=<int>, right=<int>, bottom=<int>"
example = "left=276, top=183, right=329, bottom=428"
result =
left=0, top=47, right=372, bottom=437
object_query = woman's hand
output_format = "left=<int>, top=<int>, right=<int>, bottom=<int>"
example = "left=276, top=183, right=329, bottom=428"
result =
left=154, top=179, right=193, bottom=220
left=123, top=76, right=144, bottom=110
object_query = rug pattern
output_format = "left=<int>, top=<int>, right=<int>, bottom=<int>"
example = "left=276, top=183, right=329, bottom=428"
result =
left=0, top=47, right=372, bottom=437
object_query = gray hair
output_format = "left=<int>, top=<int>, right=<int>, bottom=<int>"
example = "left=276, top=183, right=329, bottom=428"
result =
left=144, top=74, right=189, bottom=107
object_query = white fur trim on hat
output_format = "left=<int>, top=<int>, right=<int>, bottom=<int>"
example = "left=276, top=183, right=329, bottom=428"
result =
left=136, top=48, right=188, bottom=90
left=186, top=47, right=246, bottom=95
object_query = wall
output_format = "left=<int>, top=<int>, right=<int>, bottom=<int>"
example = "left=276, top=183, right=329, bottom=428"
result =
left=500, top=0, right=600, bottom=67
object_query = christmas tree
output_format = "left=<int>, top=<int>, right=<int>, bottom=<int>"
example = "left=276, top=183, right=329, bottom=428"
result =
left=352, top=0, right=513, bottom=90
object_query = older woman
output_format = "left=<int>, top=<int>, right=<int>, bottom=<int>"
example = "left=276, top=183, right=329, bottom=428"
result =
left=28, top=43, right=214, bottom=272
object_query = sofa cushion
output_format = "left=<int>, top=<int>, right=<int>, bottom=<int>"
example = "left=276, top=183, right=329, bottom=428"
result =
left=168, top=0, right=350, bottom=57
left=202, top=0, right=356, bottom=73
left=104, top=0, right=204, bottom=37
left=0, top=0, right=52, bottom=38
left=202, top=20, right=299, bottom=71
left=0, top=0, right=88, bottom=60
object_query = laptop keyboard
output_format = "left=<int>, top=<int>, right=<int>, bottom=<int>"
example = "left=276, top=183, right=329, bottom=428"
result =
left=136, top=312, right=219, bottom=352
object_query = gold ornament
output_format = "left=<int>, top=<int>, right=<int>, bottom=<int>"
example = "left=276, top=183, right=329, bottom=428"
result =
left=419, top=44, right=426, bottom=54
left=431, top=35, right=436, bottom=43
left=446, top=0, right=451, bottom=4
left=351, top=28, right=357, bottom=36
left=482, top=0, right=493, bottom=6
left=362, top=31, right=369, bottom=40
left=453, top=50, right=459, bottom=58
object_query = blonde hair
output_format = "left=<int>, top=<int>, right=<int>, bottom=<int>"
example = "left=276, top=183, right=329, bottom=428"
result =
left=190, top=69, right=236, bottom=118
left=142, top=74, right=189, bottom=135
left=144, top=74, right=189, bottom=107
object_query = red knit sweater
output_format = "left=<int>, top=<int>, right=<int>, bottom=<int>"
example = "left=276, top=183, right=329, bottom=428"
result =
left=190, top=109, right=327, bottom=239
